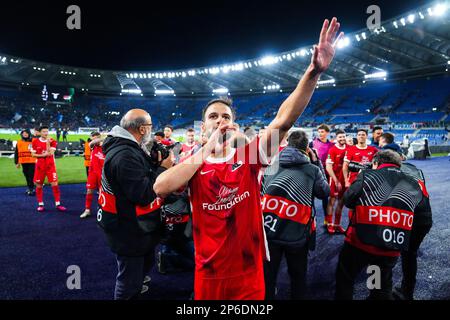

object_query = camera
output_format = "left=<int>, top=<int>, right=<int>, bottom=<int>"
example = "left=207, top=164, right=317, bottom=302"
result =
left=149, top=141, right=180, bottom=166
left=348, top=161, right=372, bottom=172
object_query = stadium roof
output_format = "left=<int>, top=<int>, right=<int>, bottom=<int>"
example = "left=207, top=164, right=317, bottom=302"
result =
left=0, top=1, right=449, bottom=97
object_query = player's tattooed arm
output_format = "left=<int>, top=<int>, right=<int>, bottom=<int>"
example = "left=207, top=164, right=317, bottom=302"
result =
left=263, top=18, right=344, bottom=157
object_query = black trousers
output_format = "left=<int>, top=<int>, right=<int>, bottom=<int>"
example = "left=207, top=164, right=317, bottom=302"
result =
left=22, top=163, right=35, bottom=190
left=86, top=166, right=89, bottom=177
left=264, top=242, right=309, bottom=300
left=114, top=252, right=155, bottom=300
left=335, top=242, right=398, bottom=300
left=400, top=224, right=432, bottom=299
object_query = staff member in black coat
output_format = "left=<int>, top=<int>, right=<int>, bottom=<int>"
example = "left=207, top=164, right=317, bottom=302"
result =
left=97, top=109, right=173, bottom=300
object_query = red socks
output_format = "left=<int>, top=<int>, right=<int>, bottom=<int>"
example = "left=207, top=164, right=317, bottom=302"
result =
left=85, top=193, right=93, bottom=210
left=52, top=185, right=61, bottom=204
left=36, top=186, right=43, bottom=205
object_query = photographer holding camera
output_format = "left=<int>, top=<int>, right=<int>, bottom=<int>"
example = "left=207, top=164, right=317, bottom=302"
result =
left=335, top=150, right=428, bottom=300
left=97, top=109, right=173, bottom=300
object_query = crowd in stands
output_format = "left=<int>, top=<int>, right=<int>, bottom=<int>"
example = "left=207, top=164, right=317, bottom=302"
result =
left=0, top=76, right=449, bottom=147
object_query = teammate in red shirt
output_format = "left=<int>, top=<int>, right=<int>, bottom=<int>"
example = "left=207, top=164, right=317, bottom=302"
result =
left=154, top=17, right=343, bottom=300
left=80, top=132, right=105, bottom=218
left=325, top=129, right=348, bottom=234
left=179, top=128, right=198, bottom=161
left=31, top=126, right=66, bottom=212
left=342, top=128, right=378, bottom=187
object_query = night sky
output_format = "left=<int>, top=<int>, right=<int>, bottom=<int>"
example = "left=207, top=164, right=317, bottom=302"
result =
left=0, top=0, right=429, bottom=70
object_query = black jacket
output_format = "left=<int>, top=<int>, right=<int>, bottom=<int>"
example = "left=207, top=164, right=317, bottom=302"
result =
left=262, top=147, right=330, bottom=247
left=97, top=126, right=166, bottom=256
left=400, top=162, right=432, bottom=227
left=344, top=165, right=428, bottom=251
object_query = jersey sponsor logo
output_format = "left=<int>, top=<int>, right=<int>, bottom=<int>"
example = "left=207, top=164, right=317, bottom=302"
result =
left=202, top=185, right=250, bottom=211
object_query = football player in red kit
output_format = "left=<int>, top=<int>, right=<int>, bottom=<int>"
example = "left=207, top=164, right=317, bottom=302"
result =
left=80, top=132, right=105, bottom=218
left=342, top=128, right=378, bottom=187
left=154, top=17, right=343, bottom=300
left=179, top=128, right=198, bottom=161
left=31, top=126, right=66, bottom=212
left=325, top=129, right=348, bottom=234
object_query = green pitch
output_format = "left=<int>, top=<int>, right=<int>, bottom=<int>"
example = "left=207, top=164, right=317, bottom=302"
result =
left=0, top=157, right=88, bottom=188
left=0, top=133, right=90, bottom=142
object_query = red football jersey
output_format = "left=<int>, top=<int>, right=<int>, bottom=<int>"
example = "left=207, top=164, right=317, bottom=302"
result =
left=344, top=145, right=378, bottom=184
left=31, top=137, right=57, bottom=166
left=89, top=145, right=105, bottom=176
left=188, top=137, right=269, bottom=280
left=326, top=144, right=348, bottom=180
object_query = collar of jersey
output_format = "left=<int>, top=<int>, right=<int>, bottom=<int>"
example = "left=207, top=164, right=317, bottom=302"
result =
left=206, top=148, right=236, bottom=163
left=355, top=145, right=368, bottom=150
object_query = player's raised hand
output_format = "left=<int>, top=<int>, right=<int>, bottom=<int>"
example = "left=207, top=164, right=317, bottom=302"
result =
left=311, top=17, right=344, bottom=74
left=204, top=120, right=236, bottom=154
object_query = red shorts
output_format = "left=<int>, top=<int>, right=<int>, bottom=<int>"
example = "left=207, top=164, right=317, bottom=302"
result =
left=86, top=171, right=101, bottom=190
left=194, top=268, right=265, bottom=300
left=34, top=163, right=58, bottom=184
left=329, top=177, right=346, bottom=198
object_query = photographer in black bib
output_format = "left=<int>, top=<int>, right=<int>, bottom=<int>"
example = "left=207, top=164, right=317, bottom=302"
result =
left=335, top=149, right=429, bottom=300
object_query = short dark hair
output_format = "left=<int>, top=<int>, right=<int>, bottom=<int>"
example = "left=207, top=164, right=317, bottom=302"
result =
left=202, top=97, right=236, bottom=121
left=373, top=126, right=383, bottom=133
left=186, top=128, right=195, bottom=133
left=381, top=132, right=395, bottom=144
left=90, top=131, right=101, bottom=137
left=155, top=131, right=164, bottom=138
left=335, top=129, right=346, bottom=136
left=38, top=126, right=49, bottom=131
left=164, top=125, right=174, bottom=131
left=373, top=149, right=402, bottom=167
left=288, top=130, right=309, bottom=152
left=317, top=124, right=331, bottom=132
left=357, top=128, right=368, bottom=135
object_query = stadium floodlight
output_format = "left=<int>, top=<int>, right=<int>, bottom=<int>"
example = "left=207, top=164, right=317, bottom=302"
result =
left=408, top=14, right=415, bottom=23
left=364, top=71, right=388, bottom=79
left=259, top=55, right=279, bottom=66
left=432, top=107, right=437, bottom=111
left=213, top=88, right=229, bottom=94
left=300, top=49, right=308, bottom=56
left=361, top=32, right=367, bottom=40
left=318, top=79, right=336, bottom=85
left=427, top=8, right=434, bottom=16
left=121, top=88, right=142, bottom=95
left=393, top=21, right=399, bottom=28
left=400, top=18, right=406, bottom=26
left=234, top=63, right=244, bottom=71
left=337, top=37, right=351, bottom=49
left=355, top=34, right=361, bottom=42
left=155, top=89, right=175, bottom=95
left=209, top=67, right=220, bottom=75
left=434, top=3, right=447, bottom=16
left=419, top=12, right=425, bottom=19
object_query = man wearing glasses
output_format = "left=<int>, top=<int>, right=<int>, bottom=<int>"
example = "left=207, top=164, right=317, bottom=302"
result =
left=98, top=109, right=173, bottom=300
